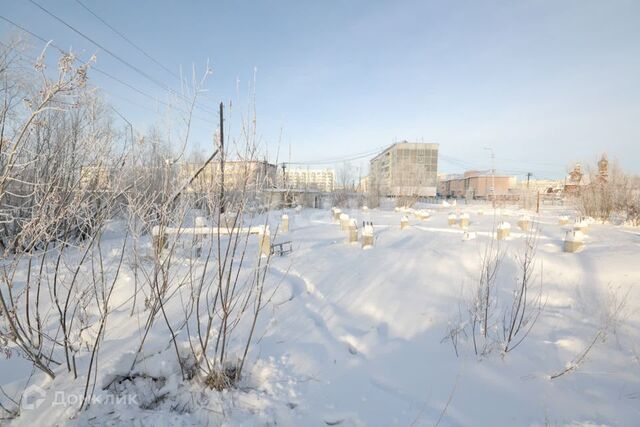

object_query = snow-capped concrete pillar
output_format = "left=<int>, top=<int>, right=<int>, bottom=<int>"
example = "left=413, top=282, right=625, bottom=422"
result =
left=448, top=213, right=457, bottom=226
left=517, top=215, right=531, bottom=231
left=340, top=213, right=350, bottom=231
left=332, top=208, right=342, bottom=223
left=573, top=220, right=589, bottom=234
left=362, top=224, right=374, bottom=248
left=459, top=213, right=469, bottom=228
left=563, top=230, right=584, bottom=253
left=347, top=219, right=358, bottom=243
left=259, top=226, right=271, bottom=257
left=497, top=222, right=511, bottom=240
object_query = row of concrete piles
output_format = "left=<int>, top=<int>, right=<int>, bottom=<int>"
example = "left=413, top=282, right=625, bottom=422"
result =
left=337, top=205, right=590, bottom=254
left=466, top=211, right=588, bottom=252
left=393, top=206, right=589, bottom=254
left=396, top=207, right=431, bottom=230
left=447, top=212, right=470, bottom=228
left=331, top=207, right=374, bottom=248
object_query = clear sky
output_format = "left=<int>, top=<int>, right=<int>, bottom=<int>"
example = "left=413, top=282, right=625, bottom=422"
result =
left=2, top=0, right=639, bottom=178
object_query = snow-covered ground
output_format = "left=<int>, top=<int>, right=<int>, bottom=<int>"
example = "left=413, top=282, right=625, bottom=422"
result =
left=2, top=204, right=639, bottom=426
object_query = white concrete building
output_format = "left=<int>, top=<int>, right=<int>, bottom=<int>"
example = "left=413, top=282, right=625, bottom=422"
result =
left=284, top=168, right=335, bottom=192
left=369, top=141, right=439, bottom=197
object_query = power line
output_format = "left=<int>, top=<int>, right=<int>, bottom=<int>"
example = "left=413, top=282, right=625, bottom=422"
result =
left=0, top=14, right=216, bottom=125
left=71, top=0, right=230, bottom=108
left=286, top=145, right=388, bottom=166
left=73, top=0, right=179, bottom=81
left=27, top=0, right=216, bottom=116
left=71, top=0, right=220, bottom=107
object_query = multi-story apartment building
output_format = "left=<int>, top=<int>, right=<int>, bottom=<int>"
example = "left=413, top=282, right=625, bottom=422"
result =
left=283, top=168, right=335, bottom=192
left=369, top=141, right=439, bottom=197
left=179, top=160, right=277, bottom=193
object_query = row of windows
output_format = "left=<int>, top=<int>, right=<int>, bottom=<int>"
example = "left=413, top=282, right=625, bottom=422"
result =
left=392, top=181, right=437, bottom=188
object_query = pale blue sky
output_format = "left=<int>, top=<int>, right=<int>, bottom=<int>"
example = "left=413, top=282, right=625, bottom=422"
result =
left=2, top=0, right=639, bottom=178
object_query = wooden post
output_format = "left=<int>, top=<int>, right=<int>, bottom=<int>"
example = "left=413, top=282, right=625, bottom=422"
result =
left=536, top=191, right=540, bottom=213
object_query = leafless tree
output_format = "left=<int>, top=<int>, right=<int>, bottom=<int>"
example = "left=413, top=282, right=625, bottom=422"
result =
left=579, top=160, right=639, bottom=224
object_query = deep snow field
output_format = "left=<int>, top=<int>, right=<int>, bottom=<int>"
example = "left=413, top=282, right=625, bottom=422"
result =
left=2, top=203, right=639, bottom=426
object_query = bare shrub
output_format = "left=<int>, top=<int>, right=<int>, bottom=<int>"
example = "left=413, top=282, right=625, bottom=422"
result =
left=395, top=194, right=420, bottom=209
left=469, top=233, right=504, bottom=356
left=446, top=225, right=543, bottom=358
left=111, top=74, right=278, bottom=394
left=501, top=228, right=543, bottom=354
left=0, top=37, right=277, bottom=421
left=0, top=41, right=125, bottom=383
left=550, top=284, right=630, bottom=379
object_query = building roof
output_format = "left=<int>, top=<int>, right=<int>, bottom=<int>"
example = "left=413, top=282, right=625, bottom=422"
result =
left=370, top=141, right=439, bottom=162
left=440, top=170, right=515, bottom=182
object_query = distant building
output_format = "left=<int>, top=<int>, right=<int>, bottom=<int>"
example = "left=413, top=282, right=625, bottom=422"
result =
left=515, top=179, right=563, bottom=194
left=596, top=153, right=609, bottom=184
left=438, top=173, right=465, bottom=197
left=356, top=175, right=369, bottom=193
left=179, top=160, right=277, bottom=193
left=283, top=168, right=334, bottom=192
left=439, top=170, right=517, bottom=199
left=564, top=163, right=587, bottom=193
left=369, top=141, right=439, bottom=197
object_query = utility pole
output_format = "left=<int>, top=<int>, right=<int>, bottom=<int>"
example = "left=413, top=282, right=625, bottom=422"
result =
left=282, top=162, right=287, bottom=207
left=282, top=162, right=287, bottom=188
left=484, top=147, right=496, bottom=209
left=526, top=172, right=532, bottom=210
left=219, top=102, right=225, bottom=213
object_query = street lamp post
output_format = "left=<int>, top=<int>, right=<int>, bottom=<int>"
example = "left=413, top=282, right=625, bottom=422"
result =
left=484, top=147, right=495, bottom=209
